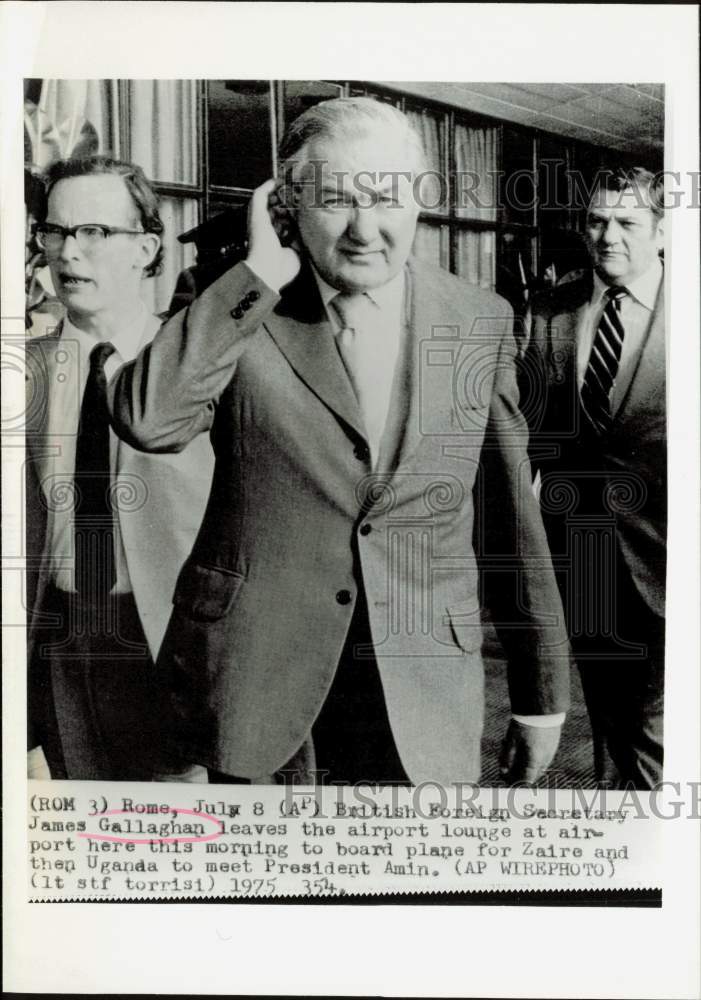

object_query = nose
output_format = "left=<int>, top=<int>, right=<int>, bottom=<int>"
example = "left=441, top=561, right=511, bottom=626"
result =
left=54, top=231, right=83, bottom=260
left=347, top=205, right=380, bottom=244
left=600, top=219, right=621, bottom=245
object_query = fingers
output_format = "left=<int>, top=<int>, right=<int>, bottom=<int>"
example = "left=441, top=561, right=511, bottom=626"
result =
left=498, top=722, right=518, bottom=777
left=500, top=721, right=561, bottom=785
left=248, top=178, right=277, bottom=227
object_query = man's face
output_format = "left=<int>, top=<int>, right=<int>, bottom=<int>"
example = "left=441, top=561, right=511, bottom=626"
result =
left=292, top=131, right=420, bottom=293
left=45, top=174, right=157, bottom=321
left=585, top=186, right=663, bottom=287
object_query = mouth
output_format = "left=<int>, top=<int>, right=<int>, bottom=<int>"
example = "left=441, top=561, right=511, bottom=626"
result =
left=341, top=249, right=384, bottom=262
left=58, top=272, right=93, bottom=289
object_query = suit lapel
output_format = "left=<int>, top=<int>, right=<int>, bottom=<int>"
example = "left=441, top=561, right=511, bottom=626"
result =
left=25, top=326, right=63, bottom=499
left=392, top=260, right=427, bottom=471
left=549, top=279, right=590, bottom=402
left=262, top=263, right=366, bottom=442
left=391, top=259, right=503, bottom=472
left=112, top=312, right=163, bottom=497
left=616, top=282, right=665, bottom=419
left=25, top=325, right=61, bottom=442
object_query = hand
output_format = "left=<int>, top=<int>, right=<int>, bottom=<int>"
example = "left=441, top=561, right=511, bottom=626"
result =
left=27, top=745, right=51, bottom=780
left=499, top=719, right=561, bottom=785
left=245, top=178, right=301, bottom=293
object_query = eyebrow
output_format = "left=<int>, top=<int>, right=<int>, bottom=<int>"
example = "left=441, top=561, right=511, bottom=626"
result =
left=318, top=180, right=405, bottom=198
left=587, top=211, right=642, bottom=223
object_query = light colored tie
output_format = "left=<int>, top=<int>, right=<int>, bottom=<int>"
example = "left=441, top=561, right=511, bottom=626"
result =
left=331, top=292, right=397, bottom=465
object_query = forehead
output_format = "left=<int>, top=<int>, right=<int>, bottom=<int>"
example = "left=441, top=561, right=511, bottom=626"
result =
left=587, top=186, right=655, bottom=219
left=47, top=174, right=137, bottom=223
left=300, top=131, right=418, bottom=188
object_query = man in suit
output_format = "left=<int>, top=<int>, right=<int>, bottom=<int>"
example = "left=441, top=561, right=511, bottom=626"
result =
left=26, top=156, right=213, bottom=780
left=110, top=98, right=570, bottom=786
left=523, top=166, right=665, bottom=788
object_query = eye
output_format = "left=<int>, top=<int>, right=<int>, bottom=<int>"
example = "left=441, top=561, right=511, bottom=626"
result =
left=78, top=225, right=106, bottom=240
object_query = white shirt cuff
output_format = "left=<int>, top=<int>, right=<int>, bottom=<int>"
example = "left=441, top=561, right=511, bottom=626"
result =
left=512, top=712, right=566, bottom=728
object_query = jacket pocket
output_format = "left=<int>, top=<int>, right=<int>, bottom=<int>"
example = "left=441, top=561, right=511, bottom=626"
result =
left=445, top=603, right=483, bottom=653
left=173, top=562, right=245, bottom=622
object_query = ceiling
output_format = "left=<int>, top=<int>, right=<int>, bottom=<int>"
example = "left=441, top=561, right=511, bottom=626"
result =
left=382, top=82, right=664, bottom=160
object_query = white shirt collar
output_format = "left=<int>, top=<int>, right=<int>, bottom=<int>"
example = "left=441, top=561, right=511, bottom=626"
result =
left=591, top=257, right=663, bottom=312
left=61, top=300, right=151, bottom=363
left=311, top=264, right=405, bottom=328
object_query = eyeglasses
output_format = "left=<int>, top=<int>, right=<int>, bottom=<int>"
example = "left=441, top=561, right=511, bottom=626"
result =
left=33, top=223, right=145, bottom=253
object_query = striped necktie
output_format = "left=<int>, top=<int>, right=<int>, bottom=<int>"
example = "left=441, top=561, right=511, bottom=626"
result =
left=581, top=286, right=627, bottom=434
left=74, top=341, right=116, bottom=598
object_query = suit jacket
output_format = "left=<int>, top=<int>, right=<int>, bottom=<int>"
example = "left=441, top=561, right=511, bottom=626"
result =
left=110, top=258, right=571, bottom=784
left=522, top=273, right=666, bottom=619
left=25, top=317, right=215, bottom=688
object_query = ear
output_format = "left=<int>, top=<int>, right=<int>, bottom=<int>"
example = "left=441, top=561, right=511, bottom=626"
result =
left=654, top=217, right=665, bottom=253
left=133, top=232, right=160, bottom=273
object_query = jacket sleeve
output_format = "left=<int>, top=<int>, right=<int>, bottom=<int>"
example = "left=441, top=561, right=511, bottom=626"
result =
left=476, top=312, right=571, bottom=716
left=108, top=262, right=279, bottom=453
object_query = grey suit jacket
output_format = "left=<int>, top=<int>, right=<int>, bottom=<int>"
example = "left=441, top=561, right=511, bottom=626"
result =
left=110, top=258, right=571, bottom=784
left=25, top=319, right=215, bottom=744
left=523, top=273, right=666, bottom=618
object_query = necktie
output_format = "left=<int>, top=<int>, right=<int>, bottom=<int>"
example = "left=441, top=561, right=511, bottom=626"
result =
left=332, top=292, right=396, bottom=465
left=74, top=341, right=116, bottom=599
left=581, top=286, right=627, bottom=434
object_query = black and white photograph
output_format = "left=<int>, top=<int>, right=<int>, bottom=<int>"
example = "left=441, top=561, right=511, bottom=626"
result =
left=2, top=3, right=699, bottom=998
left=22, top=77, right=666, bottom=790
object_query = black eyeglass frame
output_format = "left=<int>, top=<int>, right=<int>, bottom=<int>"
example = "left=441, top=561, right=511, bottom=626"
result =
left=33, top=222, right=147, bottom=250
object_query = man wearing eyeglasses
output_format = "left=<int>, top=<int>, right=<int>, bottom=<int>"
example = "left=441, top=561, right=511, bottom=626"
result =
left=26, top=155, right=213, bottom=780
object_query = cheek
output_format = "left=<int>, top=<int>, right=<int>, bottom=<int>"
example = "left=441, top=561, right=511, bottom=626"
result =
left=390, top=214, right=419, bottom=249
left=96, top=258, right=133, bottom=291
left=299, top=216, right=342, bottom=256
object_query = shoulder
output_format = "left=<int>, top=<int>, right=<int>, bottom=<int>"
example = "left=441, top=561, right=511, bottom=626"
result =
left=530, top=274, right=592, bottom=320
left=25, top=323, right=63, bottom=352
left=407, top=257, right=513, bottom=319
left=25, top=325, right=63, bottom=381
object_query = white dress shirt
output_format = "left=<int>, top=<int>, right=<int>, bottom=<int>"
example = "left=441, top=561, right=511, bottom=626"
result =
left=46, top=305, right=154, bottom=593
left=577, top=258, right=663, bottom=413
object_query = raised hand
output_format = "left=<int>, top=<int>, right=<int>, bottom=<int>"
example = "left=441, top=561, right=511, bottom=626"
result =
left=245, top=178, right=301, bottom=293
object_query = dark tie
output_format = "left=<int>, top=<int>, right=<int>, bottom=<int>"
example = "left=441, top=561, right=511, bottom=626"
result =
left=581, top=286, right=627, bottom=434
left=74, top=342, right=116, bottom=599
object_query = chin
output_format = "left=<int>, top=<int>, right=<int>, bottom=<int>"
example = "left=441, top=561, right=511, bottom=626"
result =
left=597, top=264, right=625, bottom=283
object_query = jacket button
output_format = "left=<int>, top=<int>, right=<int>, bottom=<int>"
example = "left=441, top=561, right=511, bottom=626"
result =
left=247, top=290, right=260, bottom=303
left=231, top=306, right=244, bottom=320
left=359, top=523, right=372, bottom=536
left=354, top=443, right=370, bottom=462
left=335, top=589, right=352, bottom=605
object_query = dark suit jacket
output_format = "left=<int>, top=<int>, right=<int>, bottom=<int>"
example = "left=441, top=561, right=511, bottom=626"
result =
left=110, top=257, right=570, bottom=784
left=522, top=273, right=666, bottom=619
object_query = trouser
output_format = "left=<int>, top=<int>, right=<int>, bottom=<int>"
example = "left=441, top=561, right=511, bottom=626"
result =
left=310, top=591, right=410, bottom=785
left=568, top=572, right=665, bottom=790
left=29, top=583, right=206, bottom=782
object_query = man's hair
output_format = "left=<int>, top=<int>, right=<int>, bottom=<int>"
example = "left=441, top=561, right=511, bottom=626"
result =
left=41, top=155, right=164, bottom=276
left=589, top=165, right=664, bottom=223
left=278, top=96, right=428, bottom=178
